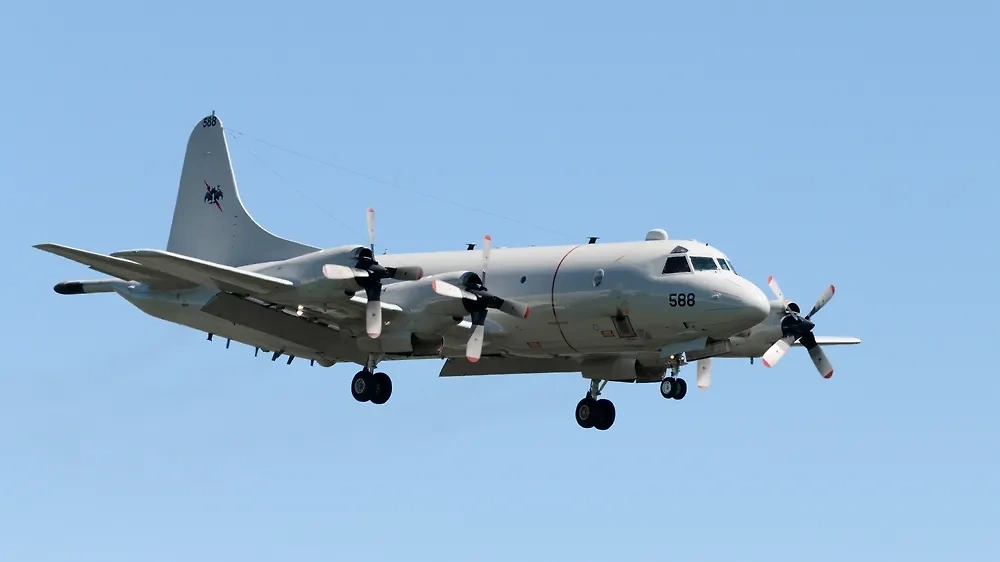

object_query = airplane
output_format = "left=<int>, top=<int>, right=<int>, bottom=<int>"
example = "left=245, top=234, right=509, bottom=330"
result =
left=34, top=112, right=854, bottom=431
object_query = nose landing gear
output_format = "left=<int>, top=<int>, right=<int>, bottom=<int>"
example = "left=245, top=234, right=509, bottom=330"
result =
left=659, top=356, right=688, bottom=400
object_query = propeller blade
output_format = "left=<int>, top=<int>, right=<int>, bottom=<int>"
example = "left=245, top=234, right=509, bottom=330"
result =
left=481, top=234, right=492, bottom=283
left=497, top=298, right=530, bottom=319
left=806, top=344, right=834, bottom=378
left=466, top=323, right=486, bottom=362
left=431, top=279, right=477, bottom=301
left=366, top=207, right=376, bottom=254
left=761, top=335, right=795, bottom=368
left=322, top=264, right=367, bottom=281
left=365, top=298, right=382, bottom=338
left=389, top=265, right=423, bottom=281
left=766, top=275, right=786, bottom=303
left=805, top=284, right=835, bottom=320
left=696, top=358, right=712, bottom=390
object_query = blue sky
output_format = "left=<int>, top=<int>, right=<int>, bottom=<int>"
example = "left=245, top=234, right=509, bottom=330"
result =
left=2, top=1, right=997, bottom=560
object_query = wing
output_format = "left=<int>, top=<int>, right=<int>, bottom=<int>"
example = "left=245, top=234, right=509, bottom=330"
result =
left=794, top=336, right=862, bottom=346
left=110, top=249, right=294, bottom=294
left=35, top=243, right=196, bottom=290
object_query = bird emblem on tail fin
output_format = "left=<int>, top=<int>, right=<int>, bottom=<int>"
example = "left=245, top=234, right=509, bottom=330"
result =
left=203, top=181, right=224, bottom=211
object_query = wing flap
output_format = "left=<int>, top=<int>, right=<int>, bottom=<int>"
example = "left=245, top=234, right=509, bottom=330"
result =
left=34, top=243, right=196, bottom=290
left=110, top=249, right=293, bottom=294
left=439, top=356, right=581, bottom=377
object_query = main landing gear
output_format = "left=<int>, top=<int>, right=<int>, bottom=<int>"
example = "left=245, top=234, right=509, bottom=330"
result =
left=575, top=379, right=616, bottom=431
left=659, top=358, right=687, bottom=400
left=351, top=354, right=392, bottom=405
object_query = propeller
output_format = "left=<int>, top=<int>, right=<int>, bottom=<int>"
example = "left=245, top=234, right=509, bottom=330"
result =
left=760, top=276, right=836, bottom=378
left=321, top=207, right=423, bottom=338
left=430, top=234, right=531, bottom=362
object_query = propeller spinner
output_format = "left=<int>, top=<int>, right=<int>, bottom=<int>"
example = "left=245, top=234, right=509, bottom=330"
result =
left=760, top=276, right=836, bottom=378
left=321, top=207, right=423, bottom=338
left=431, top=234, right=531, bottom=362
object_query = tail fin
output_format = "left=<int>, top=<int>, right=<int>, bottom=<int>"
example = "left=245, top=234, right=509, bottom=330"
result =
left=165, top=113, right=319, bottom=267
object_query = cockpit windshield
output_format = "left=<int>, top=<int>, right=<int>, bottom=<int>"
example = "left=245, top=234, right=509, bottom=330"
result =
left=661, top=253, right=737, bottom=275
left=662, top=256, right=691, bottom=274
left=690, top=256, right=719, bottom=271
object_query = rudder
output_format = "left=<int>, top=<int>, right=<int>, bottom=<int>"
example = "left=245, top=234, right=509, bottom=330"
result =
left=165, top=113, right=319, bottom=267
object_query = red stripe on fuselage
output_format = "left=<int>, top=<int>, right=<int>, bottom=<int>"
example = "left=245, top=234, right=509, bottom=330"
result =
left=550, top=245, right=582, bottom=353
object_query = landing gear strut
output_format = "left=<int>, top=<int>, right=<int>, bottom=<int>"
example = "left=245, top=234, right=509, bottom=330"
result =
left=575, top=379, right=616, bottom=430
left=351, top=354, right=392, bottom=405
left=659, top=357, right=687, bottom=400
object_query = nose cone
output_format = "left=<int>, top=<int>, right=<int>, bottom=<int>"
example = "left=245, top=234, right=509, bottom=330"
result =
left=742, top=281, right=771, bottom=324
left=721, top=277, right=769, bottom=326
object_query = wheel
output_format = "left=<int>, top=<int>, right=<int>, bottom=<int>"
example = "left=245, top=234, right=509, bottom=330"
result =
left=575, top=396, right=598, bottom=428
left=593, top=399, right=616, bottom=430
left=351, top=370, right=374, bottom=402
left=370, top=372, right=392, bottom=405
left=673, top=378, right=688, bottom=400
left=659, top=377, right=675, bottom=399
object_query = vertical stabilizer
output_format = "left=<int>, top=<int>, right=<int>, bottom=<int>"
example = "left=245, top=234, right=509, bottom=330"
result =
left=165, top=113, right=319, bottom=267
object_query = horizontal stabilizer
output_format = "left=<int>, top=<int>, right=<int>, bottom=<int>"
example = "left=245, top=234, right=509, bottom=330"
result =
left=439, top=357, right=581, bottom=377
left=34, top=243, right=195, bottom=290
left=795, top=336, right=861, bottom=346
left=110, top=249, right=293, bottom=295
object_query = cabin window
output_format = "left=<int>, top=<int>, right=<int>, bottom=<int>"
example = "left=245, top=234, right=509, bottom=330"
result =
left=690, top=256, right=720, bottom=271
left=662, top=256, right=691, bottom=274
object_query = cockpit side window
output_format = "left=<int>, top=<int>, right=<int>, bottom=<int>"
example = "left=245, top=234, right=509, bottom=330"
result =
left=662, top=256, right=691, bottom=274
left=690, top=256, right=719, bottom=271
left=718, top=259, right=731, bottom=271
left=722, top=259, right=738, bottom=274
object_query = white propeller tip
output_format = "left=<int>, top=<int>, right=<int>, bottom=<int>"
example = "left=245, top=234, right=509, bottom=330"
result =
left=367, top=331, right=380, bottom=338
left=467, top=355, right=480, bottom=363
left=762, top=359, right=772, bottom=368
left=823, top=370, right=833, bottom=379
left=484, top=234, right=491, bottom=241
